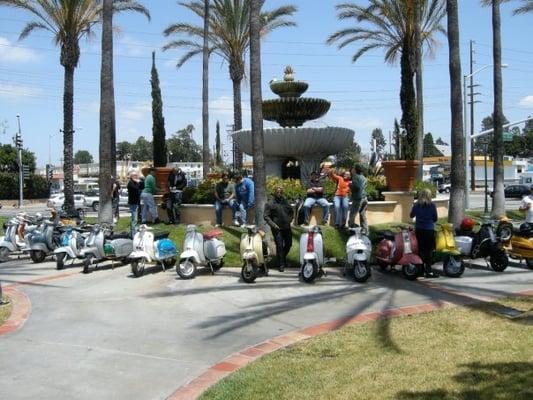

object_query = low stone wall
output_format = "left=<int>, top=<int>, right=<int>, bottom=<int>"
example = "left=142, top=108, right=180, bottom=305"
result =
left=154, top=192, right=450, bottom=227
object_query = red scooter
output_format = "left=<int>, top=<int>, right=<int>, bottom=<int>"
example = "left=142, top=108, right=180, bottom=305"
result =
left=375, top=226, right=423, bottom=280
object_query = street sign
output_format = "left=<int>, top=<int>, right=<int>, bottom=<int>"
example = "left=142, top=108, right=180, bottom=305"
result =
left=503, top=133, right=513, bottom=142
left=22, top=164, right=30, bottom=180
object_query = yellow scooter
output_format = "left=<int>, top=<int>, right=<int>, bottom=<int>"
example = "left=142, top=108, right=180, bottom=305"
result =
left=435, top=223, right=465, bottom=277
left=498, top=221, right=533, bottom=269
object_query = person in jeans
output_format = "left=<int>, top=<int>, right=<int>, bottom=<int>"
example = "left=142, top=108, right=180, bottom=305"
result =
left=264, top=186, right=294, bottom=272
left=111, top=176, right=121, bottom=224
left=127, top=170, right=143, bottom=234
left=302, top=171, right=329, bottom=225
left=519, top=185, right=533, bottom=224
left=328, top=167, right=351, bottom=228
left=141, top=167, right=160, bottom=224
left=214, top=173, right=237, bottom=227
left=348, top=165, right=368, bottom=233
left=166, top=167, right=187, bottom=224
left=410, top=188, right=439, bottom=278
left=234, top=172, right=255, bottom=226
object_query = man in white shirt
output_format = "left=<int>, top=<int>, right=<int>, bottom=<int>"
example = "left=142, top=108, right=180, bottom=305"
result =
left=519, top=185, right=533, bottom=223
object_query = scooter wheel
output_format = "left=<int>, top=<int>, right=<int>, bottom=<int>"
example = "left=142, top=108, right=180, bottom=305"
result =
left=56, top=253, right=66, bottom=270
left=131, top=259, right=145, bottom=277
left=30, top=250, right=46, bottom=263
left=241, top=261, right=257, bottom=284
left=177, top=258, right=196, bottom=279
left=490, top=251, right=508, bottom=272
left=0, top=247, right=10, bottom=262
left=212, top=259, right=224, bottom=272
left=402, top=263, right=421, bottom=281
left=83, top=257, right=92, bottom=274
left=443, top=255, right=465, bottom=278
left=353, top=261, right=371, bottom=283
left=527, top=258, right=533, bottom=270
left=301, top=261, right=318, bottom=283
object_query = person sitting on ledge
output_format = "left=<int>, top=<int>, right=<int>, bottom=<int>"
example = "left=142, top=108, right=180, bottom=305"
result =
left=302, top=171, right=329, bottom=225
left=214, top=173, right=237, bottom=227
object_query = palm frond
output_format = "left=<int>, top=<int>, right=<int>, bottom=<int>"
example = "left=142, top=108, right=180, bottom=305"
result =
left=514, top=0, right=533, bottom=14
left=19, top=20, right=50, bottom=40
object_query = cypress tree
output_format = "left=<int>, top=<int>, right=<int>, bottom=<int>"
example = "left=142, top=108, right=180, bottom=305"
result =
left=151, top=51, right=167, bottom=167
left=215, top=121, right=222, bottom=166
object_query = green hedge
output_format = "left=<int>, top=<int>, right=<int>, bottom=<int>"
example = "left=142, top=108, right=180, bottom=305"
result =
left=413, top=180, right=437, bottom=198
left=0, top=173, right=48, bottom=200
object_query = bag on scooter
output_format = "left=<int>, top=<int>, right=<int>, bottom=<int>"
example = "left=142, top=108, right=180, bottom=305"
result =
left=157, top=239, right=177, bottom=258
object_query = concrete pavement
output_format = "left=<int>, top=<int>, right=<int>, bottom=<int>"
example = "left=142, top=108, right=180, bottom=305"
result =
left=0, top=255, right=532, bottom=400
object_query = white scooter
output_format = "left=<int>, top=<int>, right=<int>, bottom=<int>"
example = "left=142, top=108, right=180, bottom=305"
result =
left=300, top=225, right=325, bottom=283
left=345, top=225, right=372, bottom=283
left=129, top=225, right=178, bottom=277
left=240, top=225, right=270, bottom=283
left=177, top=225, right=226, bottom=279
left=53, top=225, right=91, bottom=270
left=0, top=213, right=35, bottom=261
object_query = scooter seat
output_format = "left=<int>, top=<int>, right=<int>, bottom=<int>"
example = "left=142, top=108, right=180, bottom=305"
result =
left=376, top=230, right=395, bottom=241
left=203, top=229, right=223, bottom=240
left=109, top=232, right=131, bottom=240
left=154, top=232, right=170, bottom=241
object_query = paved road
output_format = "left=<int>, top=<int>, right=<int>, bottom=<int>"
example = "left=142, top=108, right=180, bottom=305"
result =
left=1, top=254, right=532, bottom=400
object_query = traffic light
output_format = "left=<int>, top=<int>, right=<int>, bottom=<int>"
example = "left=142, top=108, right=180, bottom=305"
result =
left=15, top=134, right=22, bottom=149
left=46, top=164, right=54, bottom=181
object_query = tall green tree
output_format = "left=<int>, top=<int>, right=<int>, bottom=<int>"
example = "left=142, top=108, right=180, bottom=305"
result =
left=336, top=141, right=362, bottom=169
left=151, top=51, right=167, bottom=167
left=163, top=0, right=297, bottom=171
left=370, top=128, right=386, bottom=154
left=0, top=0, right=149, bottom=213
left=446, top=0, right=466, bottom=227
left=167, top=125, right=203, bottom=162
left=131, top=136, right=153, bottom=161
left=116, top=141, right=133, bottom=161
left=328, top=0, right=446, bottom=161
left=393, top=118, right=401, bottom=159
left=249, top=0, right=266, bottom=227
left=0, top=145, right=36, bottom=173
left=215, top=120, right=222, bottom=166
left=423, top=133, right=443, bottom=157
left=74, top=150, right=93, bottom=164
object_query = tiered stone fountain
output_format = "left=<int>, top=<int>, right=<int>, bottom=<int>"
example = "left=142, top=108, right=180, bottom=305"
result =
left=233, top=66, right=354, bottom=182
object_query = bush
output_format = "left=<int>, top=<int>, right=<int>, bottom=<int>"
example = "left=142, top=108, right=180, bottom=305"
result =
left=266, top=176, right=306, bottom=201
left=413, top=180, right=437, bottom=198
left=189, top=178, right=217, bottom=204
left=367, top=175, right=387, bottom=201
left=0, top=173, right=49, bottom=200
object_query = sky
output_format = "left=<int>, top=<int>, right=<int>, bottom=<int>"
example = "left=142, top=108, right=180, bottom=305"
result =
left=0, top=1, right=532, bottom=168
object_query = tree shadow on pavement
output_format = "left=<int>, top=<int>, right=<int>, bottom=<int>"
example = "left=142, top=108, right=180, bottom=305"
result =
left=396, top=361, right=533, bottom=400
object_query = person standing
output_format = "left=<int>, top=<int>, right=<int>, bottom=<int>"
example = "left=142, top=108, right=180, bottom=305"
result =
left=233, top=172, right=255, bottom=226
left=141, top=167, right=160, bottom=224
left=348, top=165, right=368, bottom=233
left=127, top=170, right=143, bottom=234
left=111, top=176, right=121, bottom=224
left=167, top=167, right=187, bottom=224
left=214, top=173, right=237, bottom=227
left=302, top=171, right=329, bottom=225
left=519, top=185, right=533, bottom=224
left=410, top=188, right=439, bottom=278
left=328, top=167, right=351, bottom=228
left=264, top=186, right=294, bottom=272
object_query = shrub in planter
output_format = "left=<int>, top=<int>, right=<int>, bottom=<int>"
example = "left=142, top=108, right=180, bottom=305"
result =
left=413, top=180, right=437, bottom=198
left=266, top=176, right=306, bottom=202
left=190, top=178, right=217, bottom=204
left=367, top=175, right=387, bottom=201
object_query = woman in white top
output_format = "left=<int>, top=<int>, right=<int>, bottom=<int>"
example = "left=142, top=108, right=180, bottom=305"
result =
left=519, top=185, right=533, bottom=224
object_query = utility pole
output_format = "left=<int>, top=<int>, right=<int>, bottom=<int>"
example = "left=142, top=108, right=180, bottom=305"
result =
left=468, top=40, right=481, bottom=191
left=226, top=124, right=235, bottom=170
left=15, top=115, right=23, bottom=208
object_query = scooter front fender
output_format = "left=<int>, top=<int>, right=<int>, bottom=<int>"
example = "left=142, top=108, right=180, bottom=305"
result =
left=180, top=250, right=201, bottom=264
left=30, top=243, right=49, bottom=253
left=130, top=250, right=151, bottom=262
left=303, top=252, right=317, bottom=261
left=80, top=247, right=98, bottom=258
left=54, top=246, right=76, bottom=259
left=399, top=254, right=422, bottom=265
left=0, top=241, right=16, bottom=252
left=242, top=250, right=258, bottom=263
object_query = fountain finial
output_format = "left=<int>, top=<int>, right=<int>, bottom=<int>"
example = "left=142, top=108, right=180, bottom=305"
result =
left=283, top=65, right=295, bottom=82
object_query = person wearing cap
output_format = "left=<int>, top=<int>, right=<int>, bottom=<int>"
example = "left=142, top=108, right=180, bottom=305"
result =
left=127, top=170, right=143, bottom=233
left=167, top=167, right=187, bottom=224
left=519, top=185, right=533, bottom=224
left=141, top=167, right=160, bottom=224
left=302, top=171, right=329, bottom=225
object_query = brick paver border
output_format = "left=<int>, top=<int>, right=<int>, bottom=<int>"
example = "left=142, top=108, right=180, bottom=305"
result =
left=0, top=287, right=31, bottom=336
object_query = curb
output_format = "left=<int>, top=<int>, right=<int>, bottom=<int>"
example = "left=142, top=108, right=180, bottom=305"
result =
left=4, top=270, right=80, bottom=291
left=0, top=287, right=31, bottom=336
left=166, top=300, right=450, bottom=400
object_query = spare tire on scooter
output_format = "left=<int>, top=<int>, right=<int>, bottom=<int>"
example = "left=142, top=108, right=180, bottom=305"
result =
left=301, top=260, right=318, bottom=283
left=443, top=255, right=465, bottom=278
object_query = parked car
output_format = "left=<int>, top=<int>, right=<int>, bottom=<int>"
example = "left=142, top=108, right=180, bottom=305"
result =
left=490, top=184, right=531, bottom=198
left=47, top=193, right=86, bottom=216
left=119, top=189, right=129, bottom=207
left=438, top=183, right=451, bottom=193
left=84, top=191, right=100, bottom=211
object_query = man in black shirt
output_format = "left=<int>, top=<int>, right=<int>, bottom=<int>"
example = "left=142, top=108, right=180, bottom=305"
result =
left=302, top=171, right=330, bottom=225
left=127, top=171, right=143, bottom=233
left=167, top=167, right=187, bottom=224
left=264, top=186, right=294, bottom=272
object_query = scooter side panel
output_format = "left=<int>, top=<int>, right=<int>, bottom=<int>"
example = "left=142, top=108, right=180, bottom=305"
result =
left=0, top=241, right=16, bottom=252
left=129, top=250, right=151, bottom=262
left=54, top=246, right=76, bottom=259
left=399, top=253, right=423, bottom=265
left=180, top=250, right=201, bottom=264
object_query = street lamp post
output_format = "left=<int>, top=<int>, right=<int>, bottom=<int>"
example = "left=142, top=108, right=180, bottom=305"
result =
left=16, top=115, right=23, bottom=208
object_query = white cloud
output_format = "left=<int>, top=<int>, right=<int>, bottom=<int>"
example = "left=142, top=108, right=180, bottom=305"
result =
left=119, top=101, right=151, bottom=121
left=518, top=95, right=533, bottom=108
left=0, top=37, right=40, bottom=62
left=325, top=115, right=384, bottom=132
left=0, top=82, right=43, bottom=99
left=210, top=96, right=251, bottom=121
left=118, top=35, right=153, bottom=57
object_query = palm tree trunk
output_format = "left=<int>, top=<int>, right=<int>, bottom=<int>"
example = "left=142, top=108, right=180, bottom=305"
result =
left=446, top=0, right=465, bottom=227
left=415, top=0, right=424, bottom=179
left=202, top=0, right=210, bottom=178
left=400, top=37, right=418, bottom=160
left=98, top=0, right=115, bottom=224
left=249, top=0, right=266, bottom=228
left=62, top=65, right=75, bottom=214
left=491, top=0, right=505, bottom=218
left=232, top=77, right=243, bottom=171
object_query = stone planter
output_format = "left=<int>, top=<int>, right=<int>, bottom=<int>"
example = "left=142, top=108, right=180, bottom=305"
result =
left=155, top=167, right=173, bottom=194
left=382, top=160, right=420, bottom=191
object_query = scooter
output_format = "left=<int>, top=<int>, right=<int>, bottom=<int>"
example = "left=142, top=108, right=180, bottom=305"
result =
left=79, top=224, right=133, bottom=273
left=498, top=221, right=533, bottom=269
left=26, top=219, right=62, bottom=263
left=53, top=224, right=91, bottom=270
left=375, top=225, right=423, bottom=280
left=177, top=224, right=226, bottom=279
left=454, top=218, right=508, bottom=272
left=435, top=223, right=465, bottom=278
left=240, top=225, right=270, bottom=283
left=0, top=213, right=42, bottom=261
left=300, top=225, right=325, bottom=283
left=344, top=225, right=372, bottom=283
left=129, top=225, right=177, bottom=277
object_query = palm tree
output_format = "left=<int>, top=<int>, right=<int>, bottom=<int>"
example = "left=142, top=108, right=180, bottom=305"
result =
left=0, top=0, right=149, bottom=213
left=446, top=0, right=465, bottom=227
left=249, top=0, right=265, bottom=227
left=481, top=0, right=507, bottom=217
left=514, top=0, right=533, bottom=14
left=202, top=0, right=210, bottom=177
left=328, top=0, right=446, bottom=161
left=163, top=0, right=297, bottom=171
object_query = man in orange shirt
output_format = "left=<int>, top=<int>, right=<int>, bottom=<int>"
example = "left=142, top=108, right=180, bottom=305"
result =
left=328, top=167, right=351, bottom=228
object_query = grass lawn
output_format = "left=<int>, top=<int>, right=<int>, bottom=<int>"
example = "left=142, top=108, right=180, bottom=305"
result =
left=201, top=297, right=533, bottom=400
left=0, top=295, right=12, bottom=326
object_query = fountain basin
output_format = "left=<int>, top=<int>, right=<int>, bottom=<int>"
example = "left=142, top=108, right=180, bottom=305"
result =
left=262, top=98, right=331, bottom=127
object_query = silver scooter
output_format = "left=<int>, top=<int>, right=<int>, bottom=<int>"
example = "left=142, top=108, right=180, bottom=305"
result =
left=240, top=225, right=270, bottom=283
left=344, top=225, right=372, bottom=283
left=129, top=225, right=177, bottom=277
left=300, top=225, right=325, bottom=283
left=53, top=224, right=91, bottom=270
